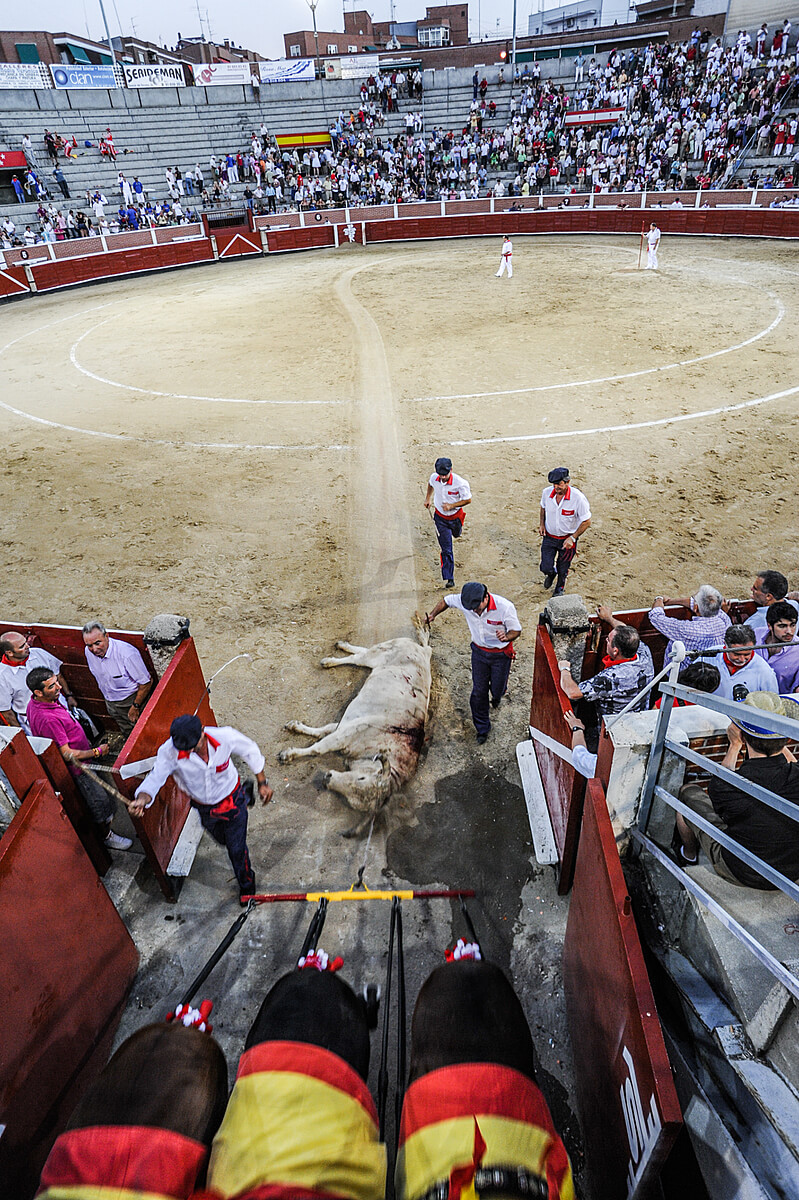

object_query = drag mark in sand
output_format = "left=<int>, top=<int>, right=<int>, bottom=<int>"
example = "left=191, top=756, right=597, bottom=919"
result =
left=334, top=263, right=418, bottom=643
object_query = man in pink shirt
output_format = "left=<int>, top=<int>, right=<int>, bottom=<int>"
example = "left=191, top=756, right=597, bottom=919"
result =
left=26, top=666, right=132, bottom=851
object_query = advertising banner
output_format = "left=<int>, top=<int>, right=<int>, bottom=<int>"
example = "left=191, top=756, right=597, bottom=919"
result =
left=51, top=63, right=118, bottom=89
left=123, top=63, right=185, bottom=88
left=0, top=150, right=28, bottom=168
left=339, top=54, right=379, bottom=79
left=259, top=58, right=315, bottom=83
left=564, top=107, right=625, bottom=127
left=0, top=62, right=46, bottom=88
left=194, top=60, right=252, bottom=86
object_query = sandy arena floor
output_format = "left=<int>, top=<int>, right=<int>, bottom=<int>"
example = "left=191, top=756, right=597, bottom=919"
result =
left=4, top=234, right=799, bottom=1186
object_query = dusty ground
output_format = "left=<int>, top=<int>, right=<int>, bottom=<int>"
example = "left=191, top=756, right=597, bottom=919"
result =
left=4, top=234, right=799, bottom=1191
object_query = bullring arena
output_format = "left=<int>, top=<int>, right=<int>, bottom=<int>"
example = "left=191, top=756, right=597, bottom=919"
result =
left=4, top=228, right=799, bottom=1194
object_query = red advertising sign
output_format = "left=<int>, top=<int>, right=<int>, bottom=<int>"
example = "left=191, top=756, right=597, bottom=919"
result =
left=0, top=150, right=28, bottom=169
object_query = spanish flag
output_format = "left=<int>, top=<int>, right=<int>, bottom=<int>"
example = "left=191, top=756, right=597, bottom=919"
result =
left=275, top=132, right=330, bottom=150
left=395, top=1063, right=574, bottom=1200
left=36, top=1124, right=208, bottom=1200
left=207, top=1041, right=387, bottom=1200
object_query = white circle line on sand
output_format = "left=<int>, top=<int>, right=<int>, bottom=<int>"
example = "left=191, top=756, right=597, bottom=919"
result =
left=440, top=380, right=799, bottom=446
left=406, top=293, right=785, bottom=404
left=68, top=319, right=346, bottom=406
left=0, top=308, right=350, bottom=451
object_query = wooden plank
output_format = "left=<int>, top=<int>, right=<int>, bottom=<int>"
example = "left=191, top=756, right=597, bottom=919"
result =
left=564, top=780, right=682, bottom=1198
left=515, top=739, right=558, bottom=865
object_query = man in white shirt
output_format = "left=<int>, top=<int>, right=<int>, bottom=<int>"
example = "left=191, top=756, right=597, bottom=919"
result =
left=645, top=222, right=661, bottom=269
left=702, top=625, right=779, bottom=701
left=130, top=714, right=273, bottom=903
left=496, top=233, right=513, bottom=277
left=0, top=630, right=77, bottom=731
left=539, top=467, right=592, bottom=596
left=744, top=570, right=799, bottom=638
left=424, top=456, right=472, bottom=588
left=425, top=581, right=521, bottom=744
left=82, top=620, right=153, bottom=736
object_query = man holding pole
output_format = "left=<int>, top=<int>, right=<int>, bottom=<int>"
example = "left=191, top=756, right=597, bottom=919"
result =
left=25, top=666, right=133, bottom=851
left=645, top=221, right=661, bottom=270
left=130, top=715, right=272, bottom=903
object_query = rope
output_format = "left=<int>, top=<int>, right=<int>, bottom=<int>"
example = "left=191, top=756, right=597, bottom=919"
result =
left=354, top=811, right=378, bottom=889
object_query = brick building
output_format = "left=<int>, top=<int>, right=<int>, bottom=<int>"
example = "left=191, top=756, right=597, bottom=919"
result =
left=283, top=3, right=468, bottom=59
left=0, top=30, right=114, bottom=65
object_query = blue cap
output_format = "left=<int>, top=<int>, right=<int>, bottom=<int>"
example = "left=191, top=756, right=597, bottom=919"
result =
left=461, top=582, right=487, bottom=610
left=435, top=457, right=452, bottom=476
left=548, top=467, right=570, bottom=484
left=170, top=714, right=202, bottom=750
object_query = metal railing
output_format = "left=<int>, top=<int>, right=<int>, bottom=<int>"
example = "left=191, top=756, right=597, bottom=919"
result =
left=635, top=680, right=799, bottom=1003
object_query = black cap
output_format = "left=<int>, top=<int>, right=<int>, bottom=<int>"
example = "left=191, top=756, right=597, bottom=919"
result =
left=170, top=713, right=203, bottom=750
left=435, top=457, right=452, bottom=476
left=547, top=467, right=570, bottom=484
left=461, top=582, right=487, bottom=611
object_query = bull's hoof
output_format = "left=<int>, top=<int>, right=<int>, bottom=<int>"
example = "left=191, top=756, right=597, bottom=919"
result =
left=322, top=771, right=333, bottom=787
left=340, top=825, right=360, bottom=839
left=277, top=750, right=291, bottom=764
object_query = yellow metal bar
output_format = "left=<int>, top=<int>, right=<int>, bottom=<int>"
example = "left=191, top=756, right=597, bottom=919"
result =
left=305, top=888, right=415, bottom=902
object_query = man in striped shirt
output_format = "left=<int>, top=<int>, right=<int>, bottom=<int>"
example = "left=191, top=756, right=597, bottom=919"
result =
left=647, top=585, right=731, bottom=663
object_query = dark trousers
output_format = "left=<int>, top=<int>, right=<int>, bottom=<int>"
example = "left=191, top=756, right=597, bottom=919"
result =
left=434, top=510, right=463, bottom=580
left=470, top=644, right=512, bottom=736
left=197, top=781, right=255, bottom=895
left=540, top=533, right=576, bottom=587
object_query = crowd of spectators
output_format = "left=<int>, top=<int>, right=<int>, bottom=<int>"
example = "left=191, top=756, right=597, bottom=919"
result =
left=3, top=26, right=799, bottom=246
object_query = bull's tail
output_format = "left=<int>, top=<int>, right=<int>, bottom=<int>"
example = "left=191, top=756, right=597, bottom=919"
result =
left=412, top=611, right=430, bottom=646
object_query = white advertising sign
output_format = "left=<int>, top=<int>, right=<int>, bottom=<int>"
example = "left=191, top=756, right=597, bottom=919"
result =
left=0, top=62, right=46, bottom=89
left=193, top=61, right=252, bottom=86
left=338, top=54, right=380, bottom=79
left=51, top=64, right=118, bottom=89
left=259, top=58, right=315, bottom=83
left=123, top=63, right=185, bottom=88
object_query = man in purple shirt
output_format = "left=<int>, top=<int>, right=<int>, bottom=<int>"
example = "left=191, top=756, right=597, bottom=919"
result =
left=82, top=620, right=153, bottom=736
left=759, top=601, right=799, bottom=694
left=26, top=666, right=132, bottom=851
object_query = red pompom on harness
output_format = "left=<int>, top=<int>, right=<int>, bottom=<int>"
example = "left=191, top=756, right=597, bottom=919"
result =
left=298, top=948, right=344, bottom=972
left=166, top=999, right=214, bottom=1032
left=444, top=938, right=482, bottom=963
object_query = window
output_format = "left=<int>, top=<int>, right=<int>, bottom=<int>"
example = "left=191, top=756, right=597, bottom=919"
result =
left=348, top=45, right=358, bottom=53
left=290, top=44, right=301, bottom=56
left=418, top=26, right=449, bottom=47
left=327, top=43, right=339, bottom=54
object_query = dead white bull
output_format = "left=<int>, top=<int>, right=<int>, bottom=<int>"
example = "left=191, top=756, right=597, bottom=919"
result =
left=279, top=623, right=432, bottom=836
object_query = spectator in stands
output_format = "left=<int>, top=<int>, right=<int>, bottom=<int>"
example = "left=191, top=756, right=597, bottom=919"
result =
left=674, top=691, right=799, bottom=888
left=755, top=601, right=799, bottom=694
left=745, top=570, right=798, bottom=636
left=647, top=585, right=731, bottom=663
left=11, top=175, right=24, bottom=204
left=82, top=621, right=153, bottom=736
left=704, top=624, right=779, bottom=700
left=52, top=166, right=70, bottom=199
left=0, top=631, right=77, bottom=732
left=25, top=666, right=132, bottom=851
left=558, top=608, right=655, bottom=736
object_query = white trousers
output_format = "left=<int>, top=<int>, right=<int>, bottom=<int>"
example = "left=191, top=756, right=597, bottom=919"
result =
left=496, top=254, right=513, bottom=277
left=646, top=246, right=658, bottom=269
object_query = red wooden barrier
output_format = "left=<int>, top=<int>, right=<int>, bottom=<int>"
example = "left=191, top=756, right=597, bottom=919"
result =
left=0, top=266, right=29, bottom=297
left=0, top=779, right=138, bottom=1200
left=113, top=637, right=215, bottom=901
left=564, top=779, right=682, bottom=1198
left=266, top=225, right=336, bottom=252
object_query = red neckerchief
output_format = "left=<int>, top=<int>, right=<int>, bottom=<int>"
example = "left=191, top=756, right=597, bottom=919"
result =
left=438, top=473, right=453, bottom=484
left=723, top=652, right=751, bottom=675
left=1, top=655, right=23, bottom=667
left=549, top=485, right=571, bottom=502
left=176, top=731, right=219, bottom=760
left=602, top=653, right=636, bottom=668
left=486, top=594, right=496, bottom=611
